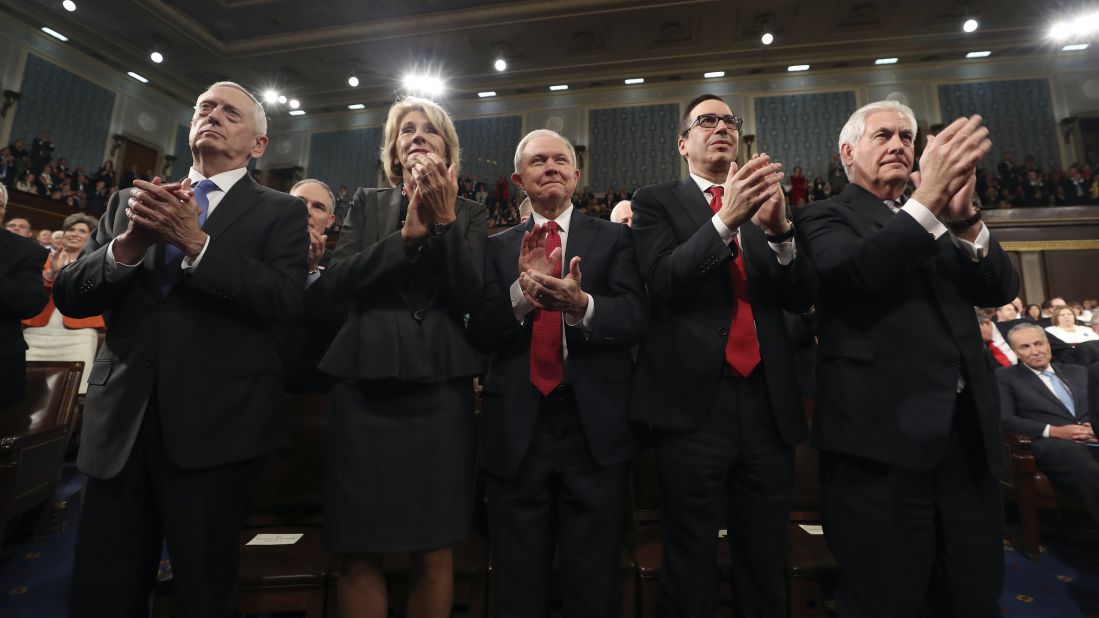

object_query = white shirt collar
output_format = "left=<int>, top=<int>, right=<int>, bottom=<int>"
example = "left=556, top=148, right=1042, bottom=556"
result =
left=689, top=172, right=722, bottom=196
left=187, top=166, right=249, bottom=193
left=530, top=205, right=573, bottom=234
left=1026, top=363, right=1055, bottom=378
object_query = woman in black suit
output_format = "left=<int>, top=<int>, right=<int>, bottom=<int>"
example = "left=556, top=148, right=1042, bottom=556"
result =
left=320, top=96, right=486, bottom=618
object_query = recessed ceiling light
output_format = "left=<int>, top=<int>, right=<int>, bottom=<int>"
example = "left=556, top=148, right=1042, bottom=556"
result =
left=347, top=103, right=365, bottom=110
left=875, top=57, right=898, bottom=65
left=289, top=110, right=306, bottom=116
left=966, top=50, right=991, bottom=58
left=477, top=91, right=497, bottom=98
left=347, top=76, right=359, bottom=87
left=149, top=51, right=163, bottom=63
left=62, top=1, right=76, bottom=11
left=788, top=64, right=810, bottom=72
left=403, top=74, right=446, bottom=96
left=963, top=18, right=979, bottom=33
left=41, top=27, right=68, bottom=41
left=494, top=58, right=507, bottom=72
left=277, top=95, right=287, bottom=104
left=127, top=71, right=148, bottom=83
left=704, top=71, right=725, bottom=78
left=761, top=32, right=774, bottom=45
left=549, top=84, right=568, bottom=91
left=289, top=99, right=300, bottom=109
left=1063, top=43, right=1089, bottom=51
left=263, top=90, right=278, bottom=103
left=624, top=78, right=644, bottom=85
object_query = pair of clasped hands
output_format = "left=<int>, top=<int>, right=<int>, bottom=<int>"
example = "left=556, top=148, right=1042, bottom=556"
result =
left=400, top=152, right=458, bottom=245
left=517, top=226, right=588, bottom=323
left=121, top=177, right=207, bottom=260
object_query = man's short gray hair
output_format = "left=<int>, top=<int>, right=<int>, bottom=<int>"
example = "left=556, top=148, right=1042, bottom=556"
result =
left=290, top=178, right=335, bottom=216
left=1007, top=321, right=1047, bottom=343
left=513, top=129, right=576, bottom=172
left=205, top=81, right=267, bottom=135
left=837, top=100, right=917, bottom=181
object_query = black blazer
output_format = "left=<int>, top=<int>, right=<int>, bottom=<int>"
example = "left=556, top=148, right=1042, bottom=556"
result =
left=629, top=178, right=816, bottom=444
left=468, top=210, right=647, bottom=478
left=53, top=174, right=308, bottom=478
left=795, top=183, right=1019, bottom=471
left=319, top=187, right=486, bottom=382
left=0, top=230, right=49, bottom=407
left=998, top=362, right=1089, bottom=438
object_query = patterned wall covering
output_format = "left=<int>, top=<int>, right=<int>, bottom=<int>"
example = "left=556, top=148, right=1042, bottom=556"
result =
left=588, top=103, right=680, bottom=192
left=170, top=124, right=190, bottom=181
left=10, top=54, right=116, bottom=174
left=455, top=115, right=522, bottom=186
left=307, top=127, right=383, bottom=192
left=938, top=79, right=1060, bottom=170
left=754, top=91, right=856, bottom=180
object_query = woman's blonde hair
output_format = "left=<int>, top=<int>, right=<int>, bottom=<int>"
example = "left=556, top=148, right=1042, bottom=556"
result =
left=380, top=96, right=460, bottom=187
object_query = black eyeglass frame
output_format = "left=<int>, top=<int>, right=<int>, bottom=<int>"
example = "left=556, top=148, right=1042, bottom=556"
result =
left=682, top=113, right=744, bottom=136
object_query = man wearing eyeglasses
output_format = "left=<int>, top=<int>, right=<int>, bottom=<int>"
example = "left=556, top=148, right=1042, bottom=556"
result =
left=630, top=93, right=816, bottom=617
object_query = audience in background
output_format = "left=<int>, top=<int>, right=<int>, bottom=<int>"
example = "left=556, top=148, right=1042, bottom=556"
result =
left=5, top=216, right=32, bottom=237
left=35, top=228, right=52, bottom=249
left=1047, top=305, right=1099, bottom=344
left=5, top=132, right=122, bottom=213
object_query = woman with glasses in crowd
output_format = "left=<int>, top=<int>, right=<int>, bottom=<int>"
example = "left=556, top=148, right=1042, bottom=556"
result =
left=319, top=96, right=486, bottom=618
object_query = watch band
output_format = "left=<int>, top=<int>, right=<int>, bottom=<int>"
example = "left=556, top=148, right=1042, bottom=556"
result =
left=763, top=223, right=796, bottom=243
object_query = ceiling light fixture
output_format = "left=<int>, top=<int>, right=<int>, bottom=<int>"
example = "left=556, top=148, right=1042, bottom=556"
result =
left=403, top=73, right=446, bottom=97
left=127, top=71, right=149, bottom=83
left=788, top=64, right=810, bottom=72
left=41, top=27, right=68, bottom=41
left=875, top=57, right=898, bottom=64
left=1063, top=43, right=1089, bottom=51
left=963, top=18, right=979, bottom=33
left=494, top=58, right=507, bottom=72
left=289, top=99, right=301, bottom=109
left=761, top=32, right=774, bottom=45
left=966, top=50, right=991, bottom=58
left=347, top=103, right=365, bottom=110
left=277, top=95, right=287, bottom=104
left=549, top=84, right=568, bottom=91
left=347, top=76, right=359, bottom=87
left=263, top=90, right=279, bottom=103
left=289, top=110, right=306, bottom=116
left=477, top=91, right=497, bottom=98
left=704, top=71, right=725, bottom=78
left=150, top=51, right=163, bottom=63
left=62, top=0, right=76, bottom=11
left=624, top=78, right=644, bottom=85
left=1049, top=12, right=1099, bottom=41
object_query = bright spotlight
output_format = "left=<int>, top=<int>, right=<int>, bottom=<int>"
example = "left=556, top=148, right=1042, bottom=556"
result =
left=761, top=32, right=774, bottom=45
left=62, top=0, right=76, bottom=11
left=963, top=18, right=978, bottom=33
left=403, top=73, right=446, bottom=97
left=150, top=51, right=163, bottom=63
left=347, top=76, right=359, bottom=87
left=277, top=95, right=287, bottom=104
left=263, top=90, right=278, bottom=104
left=289, top=99, right=300, bottom=109
left=494, top=58, right=507, bottom=71
left=1049, top=12, right=1099, bottom=41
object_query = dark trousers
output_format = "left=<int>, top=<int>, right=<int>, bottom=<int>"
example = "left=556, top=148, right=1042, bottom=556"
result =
left=69, top=397, right=264, bottom=618
left=821, top=389, right=1003, bottom=618
left=0, top=350, right=26, bottom=409
left=656, top=368, right=794, bottom=618
left=1032, top=436, right=1099, bottom=524
left=485, top=387, right=629, bottom=618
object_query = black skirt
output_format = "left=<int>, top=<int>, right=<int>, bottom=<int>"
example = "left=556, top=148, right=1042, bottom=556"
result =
left=325, top=377, right=475, bottom=553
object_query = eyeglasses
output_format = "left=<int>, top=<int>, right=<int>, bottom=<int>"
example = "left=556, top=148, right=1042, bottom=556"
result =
left=683, top=113, right=743, bottom=136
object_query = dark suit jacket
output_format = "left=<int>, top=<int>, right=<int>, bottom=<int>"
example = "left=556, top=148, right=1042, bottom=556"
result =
left=279, top=250, right=348, bottom=393
left=53, top=174, right=308, bottom=479
left=999, top=362, right=1089, bottom=438
left=795, top=183, right=1019, bottom=471
left=468, top=209, right=647, bottom=478
left=0, top=230, right=49, bottom=407
left=629, top=178, right=816, bottom=444
left=319, top=187, right=486, bottom=382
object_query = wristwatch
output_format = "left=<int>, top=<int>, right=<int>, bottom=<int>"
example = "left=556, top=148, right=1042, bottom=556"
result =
left=429, top=221, right=454, bottom=238
left=944, top=208, right=982, bottom=233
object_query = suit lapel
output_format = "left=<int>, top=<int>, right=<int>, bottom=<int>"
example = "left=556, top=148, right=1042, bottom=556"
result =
left=1055, top=363, right=1088, bottom=417
left=203, top=175, right=263, bottom=238
left=841, top=183, right=894, bottom=231
left=1019, top=364, right=1075, bottom=417
left=564, top=209, right=596, bottom=277
left=674, top=178, right=714, bottom=230
left=376, top=188, right=402, bottom=242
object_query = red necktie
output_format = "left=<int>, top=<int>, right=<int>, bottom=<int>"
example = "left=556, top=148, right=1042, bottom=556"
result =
left=707, top=186, right=762, bottom=377
left=530, top=221, right=564, bottom=396
left=988, top=341, right=1012, bottom=367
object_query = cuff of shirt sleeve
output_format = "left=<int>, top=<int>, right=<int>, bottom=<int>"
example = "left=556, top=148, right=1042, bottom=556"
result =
left=1043, top=424, right=1051, bottom=439
left=181, top=235, right=211, bottom=271
left=901, top=198, right=948, bottom=239
left=510, top=278, right=534, bottom=324
left=768, top=237, right=796, bottom=266
left=711, top=213, right=735, bottom=246
left=305, top=270, right=322, bottom=289
left=105, top=238, right=141, bottom=282
left=564, top=293, right=595, bottom=332
left=951, top=222, right=989, bottom=261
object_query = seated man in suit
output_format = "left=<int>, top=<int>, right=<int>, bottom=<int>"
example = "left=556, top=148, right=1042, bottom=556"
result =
left=468, top=129, right=646, bottom=616
left=999, top=322, right=1099, bottom=522
left=0, top=184, right=50, bottom=409
left=55, top=81, right=307, bottom=617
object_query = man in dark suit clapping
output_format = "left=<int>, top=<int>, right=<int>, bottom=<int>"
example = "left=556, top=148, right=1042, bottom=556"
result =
left=796, top=101, right=1017, bottom=617
left=55, top=81, right=307, bottom=617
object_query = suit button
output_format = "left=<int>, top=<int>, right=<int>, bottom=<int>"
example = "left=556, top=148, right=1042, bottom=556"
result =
left=719, top=328, right=729, bottom=337
left=144, top=359, right=156, bottom=369
left=412, top=309, right=425, bottom=321
left=949, top=355, right=959, bottom=367
left=604, top=336, right=616, bottom=344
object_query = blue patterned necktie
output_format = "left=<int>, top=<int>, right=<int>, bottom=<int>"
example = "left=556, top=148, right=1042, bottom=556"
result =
left=1042, top=369, right=1076, bottom=417
left=161, top=179, right=217, bottom=294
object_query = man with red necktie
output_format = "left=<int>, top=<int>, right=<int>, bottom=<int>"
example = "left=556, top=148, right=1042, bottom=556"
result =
left=469, top=129, right=647, bottom=616
left=630, top=94, right=817, bottom=618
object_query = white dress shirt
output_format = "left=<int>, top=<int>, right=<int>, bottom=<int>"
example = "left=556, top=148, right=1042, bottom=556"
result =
left=509, top=205, right=595, bottom=358
left=688, top=173, right=796, bottom=266
left=105, top=166, right=250, bottom=281
left=889, top=197, right=990, bottom=262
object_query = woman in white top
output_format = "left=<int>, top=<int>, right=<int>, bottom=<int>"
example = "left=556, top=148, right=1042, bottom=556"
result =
left=1045, top=305, right=1099, bottom=345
